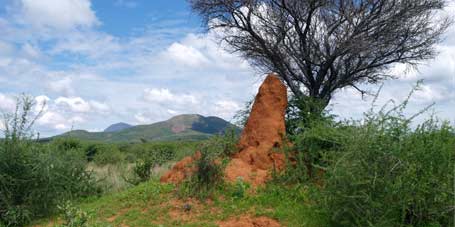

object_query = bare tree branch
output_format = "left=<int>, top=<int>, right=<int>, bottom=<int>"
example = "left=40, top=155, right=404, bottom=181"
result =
left=190, top=0, right=451, bottom=110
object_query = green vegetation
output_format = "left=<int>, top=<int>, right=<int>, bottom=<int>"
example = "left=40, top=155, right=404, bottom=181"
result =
left=0, top=96, right=99, bottom=227
left=3, top=86, right=454, bottom=227
left=52, top=114, right=240, bottom=143
left=32, top=180, right=324, bottom=227
left=315, top=107, right=455, bottom=226
left=178, top=131, right=238, bottom=200
left=275, top=87, right=455, bottom=227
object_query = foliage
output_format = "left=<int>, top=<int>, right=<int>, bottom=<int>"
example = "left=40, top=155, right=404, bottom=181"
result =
left=52, top=137, right=84, bottom=152
left=231, top=177, right=250, bottom=199
left=123, top=159, right=155, bottom=186
left=275, top=96, right=345, bottom=183
left=0, top=95, right=99, bottom=227
left=314, top=90, right=455, bottom=226
left=179, top=132, right=237, bottom=200
left=286, top=96, right=335, bottom=134
left=124, top=142, right=192, bottom=164
left=55, top=201, right=91, bottom=227
left=91, top=144, right=125, bottom=166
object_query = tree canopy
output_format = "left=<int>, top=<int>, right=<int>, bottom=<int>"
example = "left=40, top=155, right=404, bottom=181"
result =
left=190, top=0, right=451, bottom=109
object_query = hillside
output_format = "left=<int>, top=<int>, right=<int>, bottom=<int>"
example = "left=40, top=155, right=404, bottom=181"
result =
left=104, top=122, right=133, bottom=132
left=55, top=114, right=240, bottom=143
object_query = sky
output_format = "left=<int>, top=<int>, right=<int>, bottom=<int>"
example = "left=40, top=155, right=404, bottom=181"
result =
left=0, top=0, right=453, bottom=136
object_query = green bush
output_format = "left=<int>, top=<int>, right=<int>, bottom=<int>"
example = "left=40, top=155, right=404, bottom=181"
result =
left=276, top=118, right=346, bottom=184
left=123, top=159, right=155, bottom=185
left=91, top=144, right=124, bottom=165
left=52, top=137, right=84, bottom=152
left=231, top=177, right=250, bottom=199
left=0, top=96, right=99, bottom=227
left=56, top=201, right=91, bottom=227
left=315, top=90, right=455, bottom=226
left=178, top=133, right=236, bottom=200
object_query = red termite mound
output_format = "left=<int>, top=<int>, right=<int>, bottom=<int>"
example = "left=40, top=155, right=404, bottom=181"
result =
left=224, top=74, right=287, bottom=186
left=160, top=74, right=287, bottom=186
left=160, top=152, right=201, bottom=184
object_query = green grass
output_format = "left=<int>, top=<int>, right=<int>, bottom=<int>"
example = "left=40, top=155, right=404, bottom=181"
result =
left=31, top=180, right=325, bottom=227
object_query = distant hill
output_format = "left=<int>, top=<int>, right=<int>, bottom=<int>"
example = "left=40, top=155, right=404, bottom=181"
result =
left=104, top=122, right=133, bottom=132
left=54, top=114, right=240, bottom=143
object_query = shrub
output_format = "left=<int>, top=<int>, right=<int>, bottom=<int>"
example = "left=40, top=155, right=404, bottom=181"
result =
left=276, top=118, right=346, bottom=184
left=231, top=177, right=250, bottom=199
left=123, top=159, right=155, bottom=185
left=178, top=133, right=236, bottom=200
left=56, top=201, right=90, bottom=227
left=91, top=144, right=124, bottom=165
left=316, top=88, right=455, bottom=227
left=272, top=95, right=343, bottom=184
left=52, top=137, right=83, bottom=152
left=0, top=95, right=98, bottom=227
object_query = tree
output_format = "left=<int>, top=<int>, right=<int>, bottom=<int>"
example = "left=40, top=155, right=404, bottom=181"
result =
left=190, top=0, right=451, bottom=112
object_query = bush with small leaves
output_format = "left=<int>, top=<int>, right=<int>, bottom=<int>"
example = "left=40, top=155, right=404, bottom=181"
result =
left=0, top=95, right=99, bottom=227
left=56, top=201, right=90, bottom=227
left=315, top=86, right=455, bottom=227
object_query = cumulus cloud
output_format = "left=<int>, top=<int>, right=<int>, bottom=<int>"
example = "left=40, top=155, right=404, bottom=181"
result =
left=213, top=100, right=241, bottom=120
left=18, top=0, right=99, bottom=30
left=55, top=97, right=91, bottom=113
left=0, top=93, right=16, bottom=112
left=164, top=43, right=210, bottom=67
left=54, top=96, right=111, bottom=114
left=34, top=95, right=50, bottom=113
left=47, top=76, right=74, bottom=95
left=143, top=88, right=199, bottom=105
left=34, top=95, right=110, bottom=132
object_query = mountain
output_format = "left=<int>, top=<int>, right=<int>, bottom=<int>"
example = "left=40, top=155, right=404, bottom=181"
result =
left=55, top=114, right=240, bottom=143
left=104, top=122, right=133, bottom=132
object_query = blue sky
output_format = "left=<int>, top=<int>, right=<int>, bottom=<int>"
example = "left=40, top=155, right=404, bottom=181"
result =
left=0, top=0, right=454, bottom=136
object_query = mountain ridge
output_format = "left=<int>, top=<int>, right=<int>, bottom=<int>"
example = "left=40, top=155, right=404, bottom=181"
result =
left=54, top=114, right=240, bottom=143
left=104, top=122, right=133, bottom=132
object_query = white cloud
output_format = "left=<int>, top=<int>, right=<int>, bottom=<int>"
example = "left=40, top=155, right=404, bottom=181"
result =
left=143, top=88, right=199, bottom=105
left=18, top=0, right=99, bottom=30
left=0, top=41, right=15, bottom=56
left=89, top=100, right=111, bottom=114
left=34, top=95, right=50, bottom=113
left=50, top=31, right=122, bottom=59
left=0, top=94, right=16, bottom=112
left=20, top=43, right=41, bottom=59
left=37, top=110, right=66, bottom=127
left=213, top=100, right=241, bottom=120
left=134, top=112, right=152, bottom=124
left=55, top=97, right=91, bottom=113
left=165, top=43, right=210, bottom=67
left=47, top=76, right=74, bottom=95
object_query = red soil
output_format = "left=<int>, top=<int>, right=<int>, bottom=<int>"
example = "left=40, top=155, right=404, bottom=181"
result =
left=160, top=152, right=200, bottom=184
left=217, top=215, right=281, bottom=227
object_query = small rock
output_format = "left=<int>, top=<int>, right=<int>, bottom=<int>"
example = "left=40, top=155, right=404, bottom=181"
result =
left=182, top=203, right=192, bottom=212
